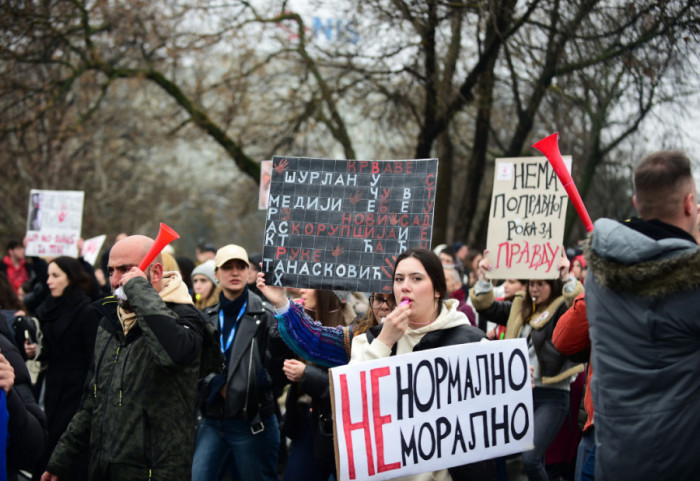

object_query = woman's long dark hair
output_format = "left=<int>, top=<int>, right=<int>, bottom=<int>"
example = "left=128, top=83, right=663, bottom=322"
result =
left=394, top=248, right=448, bottom=316
left=305, top=290, right=354, bottom=328
left=519, top=278, right=563, bottom=322
left=50, top=256, right=92, bottom=296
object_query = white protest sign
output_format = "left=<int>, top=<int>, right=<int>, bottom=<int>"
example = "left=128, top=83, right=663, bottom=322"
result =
left=25, top=190, right=85, bottom=258
left=330, top=339, right=534, bottom=481
left=81, top=235, right=107, bottom=266
left=485, top=156, right=571, bottom=279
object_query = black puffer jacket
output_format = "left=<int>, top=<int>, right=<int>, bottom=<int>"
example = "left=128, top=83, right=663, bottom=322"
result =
left=201, top=290, right=290, bottom=422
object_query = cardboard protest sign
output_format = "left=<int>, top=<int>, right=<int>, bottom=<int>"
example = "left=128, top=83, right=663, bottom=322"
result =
left=485, top=156, right=572, bottom=279
left=25, top=190, right=85, bottom=258
left=258, top=160, right=272, bottom=210
left=329, top=339, right=534, bottom=481
left=81, top=235, right=107, bottom=266
left=262, top=156, right=438, bottom=292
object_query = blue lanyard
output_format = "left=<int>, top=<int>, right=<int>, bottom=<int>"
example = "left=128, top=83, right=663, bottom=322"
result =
left=219, top=300, right=247, bottom=354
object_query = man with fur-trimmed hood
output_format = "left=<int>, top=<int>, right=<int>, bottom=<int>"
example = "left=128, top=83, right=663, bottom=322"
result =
left=585, top=151, right=700, bottom=481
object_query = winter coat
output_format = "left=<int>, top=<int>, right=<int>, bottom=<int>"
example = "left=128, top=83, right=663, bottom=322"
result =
left=46, top=276, right=205, bottom=481
left=552, top=293, right=593, bottom=432
left=469, top=282, right=584, bottom=385
left=585, top=217, right=700, bottom=481
left=36, top=285, right=101, bottom=455
left=201, top=290, right=290, bottom=423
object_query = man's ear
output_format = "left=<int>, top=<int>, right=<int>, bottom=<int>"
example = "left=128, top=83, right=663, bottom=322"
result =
left=632, top=195, right=638, bottom=212
left=680, top=191, right=695, bottom=218
left=149, top=262, right=164, bottom=284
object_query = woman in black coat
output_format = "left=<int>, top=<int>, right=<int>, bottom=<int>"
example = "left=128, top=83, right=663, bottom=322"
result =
left=32, top=256, right=100, bottom=480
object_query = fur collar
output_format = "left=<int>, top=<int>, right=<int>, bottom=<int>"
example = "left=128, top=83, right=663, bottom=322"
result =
left=585, top=235, right=700, bottom=298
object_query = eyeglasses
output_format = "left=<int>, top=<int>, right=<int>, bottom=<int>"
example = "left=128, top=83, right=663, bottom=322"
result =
left=369, top=295, right=396, bottom=309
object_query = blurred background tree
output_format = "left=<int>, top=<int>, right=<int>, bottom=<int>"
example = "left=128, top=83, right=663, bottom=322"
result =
left=1, top=0, right=699, bottom=258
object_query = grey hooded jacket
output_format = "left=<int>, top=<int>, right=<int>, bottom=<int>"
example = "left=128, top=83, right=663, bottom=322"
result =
left=585, top=217, right=700, bottom=481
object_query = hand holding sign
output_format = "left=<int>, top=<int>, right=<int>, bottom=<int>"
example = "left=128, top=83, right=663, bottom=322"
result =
left=558, top=249, right=571, bottom=282
left=477, top=252, right=492, bottom=281
left=256, top=271, right=287, bottom=309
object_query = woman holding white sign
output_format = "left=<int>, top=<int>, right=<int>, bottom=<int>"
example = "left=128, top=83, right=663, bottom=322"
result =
left=469, top=252, right=583, bottom=481
left=348, top=248, right=494, bottom=481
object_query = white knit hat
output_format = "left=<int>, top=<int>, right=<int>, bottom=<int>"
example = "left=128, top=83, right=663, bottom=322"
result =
left=191, top=260, right=217, bottom=284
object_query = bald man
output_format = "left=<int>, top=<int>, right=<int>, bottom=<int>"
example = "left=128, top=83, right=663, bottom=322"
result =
left=42, top=235, right=207, bottom=481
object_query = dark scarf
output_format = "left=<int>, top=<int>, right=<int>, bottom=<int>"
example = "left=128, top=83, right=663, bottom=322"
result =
left=624, top=217, right=697, bottom=243
left=36, top=285, right=90, bottom=359
left=205, top=287, right=250, bottom=404
left=36, top=285, right=89, bottom=324
left=218, top=286, right=249, bottom=363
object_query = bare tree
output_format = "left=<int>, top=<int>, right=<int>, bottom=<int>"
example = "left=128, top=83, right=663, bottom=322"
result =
left=2, top=0, right=700, bottom=251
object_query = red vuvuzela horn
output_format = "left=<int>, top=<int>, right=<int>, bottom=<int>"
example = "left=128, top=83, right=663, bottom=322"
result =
left=532, top=132, right=594, bottom=232
left=138, top=223, right=180, bottom=271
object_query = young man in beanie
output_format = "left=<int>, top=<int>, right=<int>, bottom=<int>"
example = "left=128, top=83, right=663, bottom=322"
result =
left=192, top=245, right=291, bottom=481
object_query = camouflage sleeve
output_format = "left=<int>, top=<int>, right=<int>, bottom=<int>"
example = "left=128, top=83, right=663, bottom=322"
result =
left=124, top=277, right=203, bottom=367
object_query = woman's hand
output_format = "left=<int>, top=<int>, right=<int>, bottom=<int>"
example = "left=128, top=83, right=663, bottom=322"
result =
left=559, top=250, right=571, bottom=282
left=376, top=301, right=411, bottom=348
left=283, top=359, right=306, bottom=383
left=256, top=271, right=287, bottom=309
left=477, top=251, right=492, bottom=282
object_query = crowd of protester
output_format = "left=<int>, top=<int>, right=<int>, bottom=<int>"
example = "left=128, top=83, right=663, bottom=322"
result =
left=0, top=150, right=698, bottom=481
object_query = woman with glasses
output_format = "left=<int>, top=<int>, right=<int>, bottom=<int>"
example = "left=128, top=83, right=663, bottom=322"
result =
left=469, top=252, right=584, bottom=481
left=256, top=273, right=395, bottom=368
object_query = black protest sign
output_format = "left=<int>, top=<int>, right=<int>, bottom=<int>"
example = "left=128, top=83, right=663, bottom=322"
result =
left=262, top=156, right=438, bottom=292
